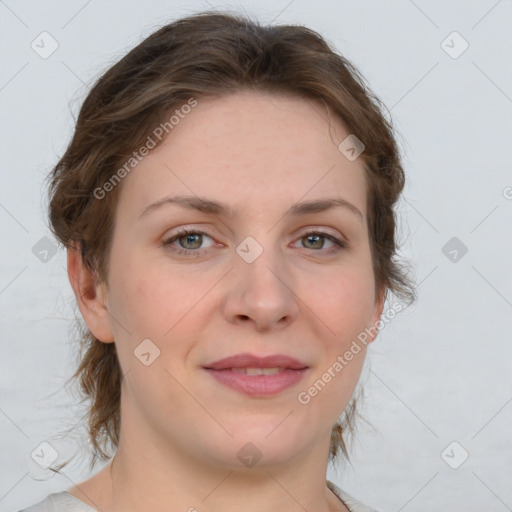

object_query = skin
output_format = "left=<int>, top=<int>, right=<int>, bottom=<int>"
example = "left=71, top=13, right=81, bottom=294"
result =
left=67, top=90, right=385, bottom=512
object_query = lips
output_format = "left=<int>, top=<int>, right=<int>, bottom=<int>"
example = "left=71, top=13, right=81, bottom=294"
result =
left=203, top=353, right=309, bottom=371
left=202, top=353, right=309, bottom=397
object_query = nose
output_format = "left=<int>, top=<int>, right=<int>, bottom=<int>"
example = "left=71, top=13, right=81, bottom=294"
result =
left=220, top=243, right=300, bottom=332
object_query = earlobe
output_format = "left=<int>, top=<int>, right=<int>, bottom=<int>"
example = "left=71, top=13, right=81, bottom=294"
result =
left=67, top=244, right=114, bottom=343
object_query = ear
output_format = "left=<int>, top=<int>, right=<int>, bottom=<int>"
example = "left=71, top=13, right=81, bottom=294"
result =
left=367, top=287, right=386, bottom=344
left=67, top=243, right=114, bottom=343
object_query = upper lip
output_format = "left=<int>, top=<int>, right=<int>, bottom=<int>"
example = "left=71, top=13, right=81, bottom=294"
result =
left=203, top=353, right=309, bottom=370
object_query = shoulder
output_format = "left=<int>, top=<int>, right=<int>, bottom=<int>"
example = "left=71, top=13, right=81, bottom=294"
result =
left=327, top=480, right=383, bottom=512
left=17, top=491, right=97, bottom=512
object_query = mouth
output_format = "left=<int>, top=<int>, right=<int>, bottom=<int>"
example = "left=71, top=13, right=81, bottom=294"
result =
left=202, top=353, right=309, bottom=397
left=203, top=367, right=309, bottom=397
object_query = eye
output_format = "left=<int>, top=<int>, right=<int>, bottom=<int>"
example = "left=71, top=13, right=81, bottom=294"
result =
left=162, top=228, right=216, bottom=256
left=294, top=230, right=347, bottom=255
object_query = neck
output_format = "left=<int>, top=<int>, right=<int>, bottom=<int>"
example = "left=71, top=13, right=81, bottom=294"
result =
left=91, top=414, right=347, bottom=512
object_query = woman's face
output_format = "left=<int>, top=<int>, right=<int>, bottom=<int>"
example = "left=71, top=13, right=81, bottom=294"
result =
left=87, top=91, right=384, bottom=469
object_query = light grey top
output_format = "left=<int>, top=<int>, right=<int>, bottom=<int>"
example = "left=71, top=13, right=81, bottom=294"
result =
left=18, top=480, right=381, bottom=512
left=327, top=480, right=382, bottom=512
left=17, top=491, right=97, bottom=512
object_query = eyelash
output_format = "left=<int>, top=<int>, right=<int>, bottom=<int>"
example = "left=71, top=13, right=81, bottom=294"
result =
left=162, top=228, right=347, bottom=257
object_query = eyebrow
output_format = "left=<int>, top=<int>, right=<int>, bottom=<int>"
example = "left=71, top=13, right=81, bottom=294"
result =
left=138, top=195, right=364, bottom=222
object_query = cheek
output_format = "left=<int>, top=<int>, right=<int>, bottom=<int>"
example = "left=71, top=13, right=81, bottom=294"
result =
left=106, top=265, right=199, bottom=389
left=107, top=250, right=191, bottom=332
left=313, top=266, right=376, bottom=337
left=293, top=266, right=374, bottom=407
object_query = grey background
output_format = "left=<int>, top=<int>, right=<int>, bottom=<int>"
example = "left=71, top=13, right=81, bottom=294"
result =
left=1, top=1, right=511, bottom=511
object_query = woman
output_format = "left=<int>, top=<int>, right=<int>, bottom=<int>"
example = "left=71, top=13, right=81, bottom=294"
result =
left=19, top=11, right=415, bottom=512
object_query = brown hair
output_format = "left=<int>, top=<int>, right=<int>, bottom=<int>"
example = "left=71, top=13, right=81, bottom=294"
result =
left=47, top=11, right=416, bottom=473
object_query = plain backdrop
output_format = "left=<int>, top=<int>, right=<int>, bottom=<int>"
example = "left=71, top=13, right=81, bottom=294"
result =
left=1, top=1, right=511, bottom=511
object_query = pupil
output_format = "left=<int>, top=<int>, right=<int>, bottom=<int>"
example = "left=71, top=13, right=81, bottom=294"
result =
left=307, top=235, right=322, bottom=248
left=182, top=234, right=201, bottom=249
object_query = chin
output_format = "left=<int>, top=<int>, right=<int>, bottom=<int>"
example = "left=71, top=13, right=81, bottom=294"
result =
left=217, top=425, right=309, bottom=469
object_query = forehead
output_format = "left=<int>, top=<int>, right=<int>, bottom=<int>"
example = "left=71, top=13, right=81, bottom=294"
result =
left=116, top=90, right=368, bottom=222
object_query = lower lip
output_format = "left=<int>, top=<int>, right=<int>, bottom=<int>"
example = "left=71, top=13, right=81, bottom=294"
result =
left=204, top=368, right=308, bottom=397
